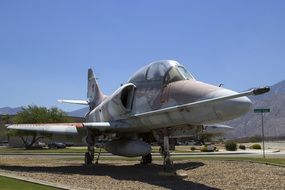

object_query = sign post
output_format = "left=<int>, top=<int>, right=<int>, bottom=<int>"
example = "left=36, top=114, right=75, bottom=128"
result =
left=254, top=108, right=270, bottom=158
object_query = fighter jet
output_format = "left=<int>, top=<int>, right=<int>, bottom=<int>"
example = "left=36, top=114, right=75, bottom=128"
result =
left=7, top=60, right=269, bottom=171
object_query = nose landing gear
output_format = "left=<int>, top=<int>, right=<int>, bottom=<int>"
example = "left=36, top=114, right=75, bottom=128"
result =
left=161, top=136, right=174, bottom=172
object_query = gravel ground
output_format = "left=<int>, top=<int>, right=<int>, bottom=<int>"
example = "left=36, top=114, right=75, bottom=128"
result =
left=0, top=156, right=284, bottom=190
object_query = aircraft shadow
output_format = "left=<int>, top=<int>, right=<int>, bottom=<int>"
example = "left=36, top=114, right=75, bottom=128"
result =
left=0, top=162, right=220, bottom=190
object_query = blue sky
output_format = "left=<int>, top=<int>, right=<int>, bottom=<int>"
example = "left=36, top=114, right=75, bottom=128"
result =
left=0, top=1, right=284, bottom=111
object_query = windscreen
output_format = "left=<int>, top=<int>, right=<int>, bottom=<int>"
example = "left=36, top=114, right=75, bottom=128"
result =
left=164, top=66, right=194, bottom=83
left=177, top=66, right=194, bottom=80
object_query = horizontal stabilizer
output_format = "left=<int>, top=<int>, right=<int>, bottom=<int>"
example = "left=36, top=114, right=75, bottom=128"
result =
left=58, top=99, right=89, bottom=105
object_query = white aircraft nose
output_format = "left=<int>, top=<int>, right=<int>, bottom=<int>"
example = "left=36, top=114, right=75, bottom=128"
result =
left=212, top=89, right=253, bottom=121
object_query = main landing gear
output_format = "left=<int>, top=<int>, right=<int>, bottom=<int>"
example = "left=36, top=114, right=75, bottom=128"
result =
left=85, top=130, right=95, bottom=165
left=85, top=151, right=93, bottom=165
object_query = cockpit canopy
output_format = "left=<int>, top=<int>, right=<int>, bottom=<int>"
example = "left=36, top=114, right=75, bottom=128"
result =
left=128, top=60, right=195, bottom=83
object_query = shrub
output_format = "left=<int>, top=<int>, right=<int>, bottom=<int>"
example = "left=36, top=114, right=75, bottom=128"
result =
left=190, top=146, right=196, bottom=151
left=225, top=141, right=237, bottom=151
left=239, top=145, right=246, bottom=150
left=250, top=144, right=261, bottom=149
left=200, top=145, right=214, bottom=152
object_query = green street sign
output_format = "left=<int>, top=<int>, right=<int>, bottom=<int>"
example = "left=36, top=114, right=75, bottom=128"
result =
left=254, top=109, right=270, bottom=113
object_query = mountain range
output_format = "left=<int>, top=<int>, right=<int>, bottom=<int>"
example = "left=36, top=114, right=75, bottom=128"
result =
left=1, top=80, right=284, bottom=139
left=0, top=106, right=88, bottom=117
left=68, top=107, right=89, bottom=117
left=0, top=107, right=23, bottom=115
left=225, top=80, right=285, bottom=139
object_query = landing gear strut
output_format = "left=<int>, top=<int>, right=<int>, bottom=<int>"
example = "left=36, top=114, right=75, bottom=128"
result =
left=153, top=130, right=175, bottom=172
left=161, top=136, right=174, bottom=172
left=85, top=152, right=93, bottom=165
left=85, top=130, right=95, bottom=165
left=95, top=148, right=102, bottom=164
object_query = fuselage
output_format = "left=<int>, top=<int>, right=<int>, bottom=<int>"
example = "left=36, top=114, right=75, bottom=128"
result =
left=87, top=60, right=252, bottom=132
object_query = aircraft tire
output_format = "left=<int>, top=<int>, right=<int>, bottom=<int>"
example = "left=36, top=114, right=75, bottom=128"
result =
left=163, top=158, right=174, bottom=172
left=141, top=153, right=152, bottom=164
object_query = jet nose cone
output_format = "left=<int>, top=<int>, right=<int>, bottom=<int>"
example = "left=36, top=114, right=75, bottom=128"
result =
left=212, top=90, right=252, bottom=121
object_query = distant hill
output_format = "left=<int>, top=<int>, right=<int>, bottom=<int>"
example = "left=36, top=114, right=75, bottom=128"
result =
left=0, top=106, right=88, bottom=118
left=0, top=107, right=22, bottom=115
left=226, top=80, right=285, bottom=139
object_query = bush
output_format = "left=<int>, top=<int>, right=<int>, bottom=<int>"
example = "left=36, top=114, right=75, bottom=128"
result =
left=225, top=141, right=237, bottom=151
left=239, top=145, right=246, bottom=150
left=200, top=145, right=214, bottom=152
left=190, top=146, right=196, bottom=151
left=250, top=144, right=261, bottom=149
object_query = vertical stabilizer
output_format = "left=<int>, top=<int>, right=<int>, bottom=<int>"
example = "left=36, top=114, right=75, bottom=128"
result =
left=87, top=69, right=105, bottom=109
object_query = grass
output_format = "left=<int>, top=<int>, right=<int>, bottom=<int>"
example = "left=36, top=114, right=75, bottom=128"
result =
left=0, top=146, right=191, bottom=154
left=0, top=147, right=88, bottom=154
left=0, top=176, right=59, bottom=190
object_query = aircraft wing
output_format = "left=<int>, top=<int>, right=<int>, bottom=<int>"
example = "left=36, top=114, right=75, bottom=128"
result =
left=133, top=87, right=269, bottom=118
left=7, top=122, right=111, bottom=134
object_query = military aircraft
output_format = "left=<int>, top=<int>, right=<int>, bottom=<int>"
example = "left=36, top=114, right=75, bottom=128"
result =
left=7, top=60, right=270, bottom=171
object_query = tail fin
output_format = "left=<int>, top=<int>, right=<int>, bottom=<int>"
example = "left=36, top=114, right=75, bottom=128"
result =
left=87, top=69, right=105, bottom=109
left=58, top=69, right=105, bottom=108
